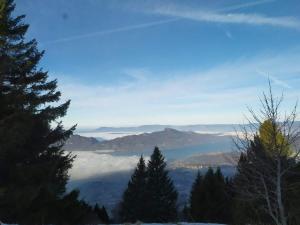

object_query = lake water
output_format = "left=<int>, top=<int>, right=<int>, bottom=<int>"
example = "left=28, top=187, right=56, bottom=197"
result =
left=99, top=138, right=234, bottom=162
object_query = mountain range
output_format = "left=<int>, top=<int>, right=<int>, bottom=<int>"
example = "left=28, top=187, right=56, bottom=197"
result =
left=91, top=124, right=238, bottom=133
left=64, top=128, right=233, bottom=151
left=77, top=122, right=300, bottom=134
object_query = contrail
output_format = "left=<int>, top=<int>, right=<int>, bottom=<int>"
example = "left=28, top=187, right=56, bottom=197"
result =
left=217, top=0, right=275, bottom=12
left=42, top=0, right=274, bottom=45
left=257, top=70, right=292, bottom=89
left=153, top=0, right=299, bottom=30
left=41, top=18, right=179, bottom=45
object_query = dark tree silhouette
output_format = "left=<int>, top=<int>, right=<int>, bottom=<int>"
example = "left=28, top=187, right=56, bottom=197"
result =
left=0, top=1, right=90, bottom=224
left=189, top=167, right=233, bottom=224
left=120, top=156, right=148, bottom=222
left=189, top=171, right=203, bottom=221
left=95, top=204, right=110, bottom=224
left=145, top=147, right=178, bottom=222
left=233, top=84, right=300, bottom=225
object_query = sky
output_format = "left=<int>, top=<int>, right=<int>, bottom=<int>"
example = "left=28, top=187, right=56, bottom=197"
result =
left=14, top=0, right=300, bottom=128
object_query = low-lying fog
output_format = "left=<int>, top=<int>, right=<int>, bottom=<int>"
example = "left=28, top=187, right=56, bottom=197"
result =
left=69, top=151, right=150, bottom=180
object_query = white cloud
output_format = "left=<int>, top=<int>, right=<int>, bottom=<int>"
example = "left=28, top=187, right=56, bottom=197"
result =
left=69, top=151, right=150, bottom=180
left=58, top=50, right=300, bottom=127
left=151, top=5, right=300, bottom=30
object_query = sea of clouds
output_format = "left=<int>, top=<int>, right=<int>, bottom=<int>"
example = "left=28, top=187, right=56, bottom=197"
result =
left=69, top=151, right=149, bottom=180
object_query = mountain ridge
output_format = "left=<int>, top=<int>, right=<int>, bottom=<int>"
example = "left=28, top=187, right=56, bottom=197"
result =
left=95, top=128, right=232, bottom=151
left=77, top=121, right=300, bottom=133
left=92, top=124, right=238, bottom=133
left=65, top=128, right=233, bottom=151
left=64, top=134, right=100, bottom=151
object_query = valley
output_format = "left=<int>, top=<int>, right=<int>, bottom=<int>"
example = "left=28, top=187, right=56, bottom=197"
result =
left=65, top=127, right=239, bottom=214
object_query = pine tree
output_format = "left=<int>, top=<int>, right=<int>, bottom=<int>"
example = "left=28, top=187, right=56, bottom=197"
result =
left=233, top=85, right=300, bottom=225
left=213, top=167, right=232, bottom=223
left=101, top=206, right=110, bottom=224
left=181, top=204, right=191, bottom=222
left=0, top=0, right=76, bottom=223
left=233, top=135, right=290, bottom=224
left=285, top=162, right=300, bottom=224
left=120, top=155, right=148, bottom=222
left=56, top=190, right=94, bottom=225
left=189, top=167, right=233, bottom=224
left=197, top=167, right=215, bottom=222
left=189, top=171, right=203, bottom=221
left=95, top=204, right=110, bottom=224
left=145, top=147, right=178, bottom=222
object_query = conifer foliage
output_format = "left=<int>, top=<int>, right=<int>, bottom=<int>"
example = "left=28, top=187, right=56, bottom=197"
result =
left=188, top=167, right=233, bottom=224
left=233, top=87, right=300, bottom=225
left=120, top=156, right=148, bottom=222
left=189, top=171, right=202, bottom=221
left=234, top=133, right=300, bottom=224
left=146, top=147, right=178, bottom=222
left=0, top=0, right=91, bottom=224
left=94, top=204, right=110, bottom=224
left=120, top=147, right=178, bottom=223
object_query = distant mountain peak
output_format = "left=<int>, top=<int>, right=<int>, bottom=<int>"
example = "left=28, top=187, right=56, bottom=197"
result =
left=95, top=128, right=232, bottom=151
left=93, top=124, right=239, bottom=133
left=64, top=134, right=100, bottom=151
left=163, top=127, right=179, bottom=132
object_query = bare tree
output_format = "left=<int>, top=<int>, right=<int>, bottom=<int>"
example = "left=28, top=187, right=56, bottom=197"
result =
left=234, top=82, right=300, bottom=225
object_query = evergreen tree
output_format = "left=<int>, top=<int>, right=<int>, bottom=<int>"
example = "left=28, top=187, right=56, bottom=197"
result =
left=120, top=155, right=148, bottom=222
left=285, top=162, right=300, bottom=224
left=101, top=206, right=110, bottom=224
left=181, top=204, right=191, bottom=222
left=197, top=167, right=216, bottom=222
left=213, top=167, right=232, bottom=223
left=233, top=134, right=297, bottom=225
left=233, top=84, right=300, bottom=225
left=233, top=137, right=271, bottom=224
left=94, top=204, right=101, bottom=218
left=189, top=167, right=233, bottom=224
left=95, top=204, right=110, bottom=224
left=0, top=1, right=82, bottom=223
left=145, top=147, right=178, bottom=222
left=189, top=171, right=203, bottom=221
left=56, top=190, right=95, bottom=225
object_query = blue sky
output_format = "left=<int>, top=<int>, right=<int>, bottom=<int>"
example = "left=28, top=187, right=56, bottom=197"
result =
left=15, top=0, right=300, bottom=127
